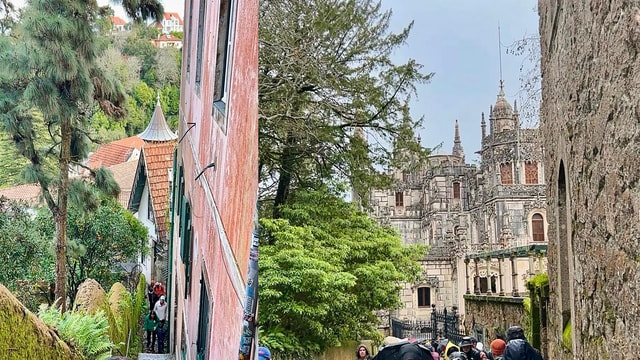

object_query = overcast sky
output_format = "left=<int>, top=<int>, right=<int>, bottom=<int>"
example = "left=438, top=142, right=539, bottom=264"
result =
left=379, top=0, right=540, bottom=162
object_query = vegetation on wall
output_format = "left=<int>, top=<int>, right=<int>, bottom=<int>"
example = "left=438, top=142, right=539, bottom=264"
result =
left=0, top=284, right=83, bottom=360
left=526, top=273, right=549, bottom=350
left=562, top=321, right=572, bottom=352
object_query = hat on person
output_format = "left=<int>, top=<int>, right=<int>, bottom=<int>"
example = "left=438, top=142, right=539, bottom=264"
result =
left=506, top=326, right=525, bottom=341
left=459, top=336, right=474, bottom=348
left=490, top=339, right=506, bottom=356
left=160, top=295, right=166, bottom=300
left=258, top=346, right=271, bottom=360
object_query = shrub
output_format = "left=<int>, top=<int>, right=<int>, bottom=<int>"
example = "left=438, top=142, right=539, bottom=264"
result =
left=38, top=304, right=114, bottom=359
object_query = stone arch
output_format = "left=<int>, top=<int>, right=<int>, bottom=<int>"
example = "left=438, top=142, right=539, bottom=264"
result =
left=556, top=159, right=575, bottom=350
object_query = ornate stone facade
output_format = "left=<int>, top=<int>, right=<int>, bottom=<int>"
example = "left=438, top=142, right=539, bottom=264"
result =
left=369, top=82, right=548, bottom=325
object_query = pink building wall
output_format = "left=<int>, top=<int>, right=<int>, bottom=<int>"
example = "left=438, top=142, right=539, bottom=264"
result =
left=171, top=0, right=258, bottom=358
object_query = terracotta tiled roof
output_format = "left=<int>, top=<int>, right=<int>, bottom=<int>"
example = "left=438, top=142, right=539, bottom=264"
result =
left=143, top=140, right=177, bottom=242
left=163, top=12, right=184, bottom=25
left=0, top=183, right=43, bottom=206
left=157, top=34, right=182, bottom=42
left=110, top=16, right=127, bottom=26
left=107, top=161, right=139, bottom=208
left=86, top=136, right=145, bottom=169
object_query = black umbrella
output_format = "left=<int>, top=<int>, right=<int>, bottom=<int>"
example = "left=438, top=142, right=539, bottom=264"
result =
left=372, top=340, right=434, bottom=360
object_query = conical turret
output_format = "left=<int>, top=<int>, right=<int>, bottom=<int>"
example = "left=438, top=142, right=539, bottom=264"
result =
left=139, top=95, right=178, bottom=142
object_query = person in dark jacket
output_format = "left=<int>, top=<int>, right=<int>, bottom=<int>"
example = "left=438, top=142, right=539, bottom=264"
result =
left=502, top=326, right=543, bottom=360
left=459, top=337, right=482, bottom=360
left=156, top=320, right=168, bottom=354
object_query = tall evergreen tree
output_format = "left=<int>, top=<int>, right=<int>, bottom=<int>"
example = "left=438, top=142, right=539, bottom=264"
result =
left=259, top=0, right=432, bottom=217
left=0, top=0, right=162, bottom=311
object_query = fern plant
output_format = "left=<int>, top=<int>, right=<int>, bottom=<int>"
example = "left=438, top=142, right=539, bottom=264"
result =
left=39, top=304, right=114, bottom=360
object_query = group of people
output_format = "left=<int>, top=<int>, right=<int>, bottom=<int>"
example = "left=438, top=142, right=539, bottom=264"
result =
left=355, top=325, right=543, bottom=360
left=435, top=326, right=543, bottom=360
left=143, top=279, right=169, bottom=353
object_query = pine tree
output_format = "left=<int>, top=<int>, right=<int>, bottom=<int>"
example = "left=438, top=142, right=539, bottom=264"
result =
left=259, top=0, right=432, bottom=217
left=0, top=0, right=162, bottom=311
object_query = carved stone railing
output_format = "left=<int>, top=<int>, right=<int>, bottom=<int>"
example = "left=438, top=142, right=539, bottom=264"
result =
left=486, top=184, right=545, bottom=199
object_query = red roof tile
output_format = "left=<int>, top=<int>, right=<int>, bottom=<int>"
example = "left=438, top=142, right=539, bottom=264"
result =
left=143, top=141, right=177, bottom=241
left=110, top=16, right=127, bottom=26
left=0, top=183, right=43, bottom=206
left=87, top=136, right=145, bottom=169
left=163, top=12, right=184, bottom=25
left=107, top=161, right=139, bottom=208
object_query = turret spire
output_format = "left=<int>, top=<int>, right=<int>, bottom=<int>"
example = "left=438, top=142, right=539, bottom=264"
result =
left=481, top=112, right=486, bottom=140
left=138, top=97, right=178, bottom=142
left=452, top=120, right=465, bottom=160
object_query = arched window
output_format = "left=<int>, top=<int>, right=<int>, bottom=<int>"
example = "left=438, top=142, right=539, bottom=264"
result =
left=532, top=213, right=545, bottom=241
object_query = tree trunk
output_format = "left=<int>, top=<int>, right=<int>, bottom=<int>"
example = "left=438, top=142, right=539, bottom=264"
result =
left=273, top=133, right=297, bottom=218
left=54, top=117, right=71, bottom=312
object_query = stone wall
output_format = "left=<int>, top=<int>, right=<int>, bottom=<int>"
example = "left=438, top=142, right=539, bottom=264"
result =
left=539, top=1, right=640, bottom=358
left=464, top=295, right=526, bottom=340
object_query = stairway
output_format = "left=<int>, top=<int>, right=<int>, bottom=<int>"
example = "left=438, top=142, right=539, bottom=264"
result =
left=136, top=353, right=174, bottom=360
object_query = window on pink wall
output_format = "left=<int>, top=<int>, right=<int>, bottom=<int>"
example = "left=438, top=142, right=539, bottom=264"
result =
left=194, top=0, right=207, bottom=89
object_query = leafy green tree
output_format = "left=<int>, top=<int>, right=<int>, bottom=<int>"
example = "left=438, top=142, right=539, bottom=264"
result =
left=155, top=46, right=181, bottom=87
left=160, top=83, right=180, bottom=129
left=122, top=24, right=160, bottom=85
left=259, top=0, right=432, bottom=216
left=0, top=0, right=163, bottom=311
left=36, top=195, right=148, bottom=305
left=258, top=189, right=425, bottom=357
left=0, top=197, right=54, bottom=290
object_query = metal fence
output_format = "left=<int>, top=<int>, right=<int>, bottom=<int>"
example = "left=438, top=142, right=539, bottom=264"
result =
left=391, top=318, right=433, bottom=340
left=391, top=305, right=467, bottom=344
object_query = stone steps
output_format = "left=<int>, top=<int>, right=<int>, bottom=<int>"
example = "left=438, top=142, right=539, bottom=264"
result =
left=136, top=353, right=174, bottom=360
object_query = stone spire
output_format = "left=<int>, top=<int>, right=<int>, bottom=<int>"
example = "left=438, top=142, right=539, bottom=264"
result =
left=481, top=112, right=486, bottom=140
left=139, top=94, right=178, bottom=142
left=452, top=119, right=465, bottom=160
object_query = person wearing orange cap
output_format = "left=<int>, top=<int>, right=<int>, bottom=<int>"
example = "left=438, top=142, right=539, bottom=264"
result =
left=488, top=338, right=506, bottom=359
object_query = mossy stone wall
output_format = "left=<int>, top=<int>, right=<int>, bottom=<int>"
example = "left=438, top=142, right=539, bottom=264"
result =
left=0, top=284, right=82, bottom=360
